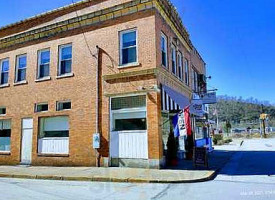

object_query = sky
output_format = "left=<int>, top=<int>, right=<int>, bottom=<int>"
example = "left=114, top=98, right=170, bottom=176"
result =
left=0, top=0, right=274, bottom=103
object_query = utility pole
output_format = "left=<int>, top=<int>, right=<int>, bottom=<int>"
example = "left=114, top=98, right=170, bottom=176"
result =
left=260, top=104, right=267, bottom=138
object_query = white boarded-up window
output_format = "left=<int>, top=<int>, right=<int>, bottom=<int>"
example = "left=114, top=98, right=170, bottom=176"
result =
left=38, top=116, right=69, bottom=154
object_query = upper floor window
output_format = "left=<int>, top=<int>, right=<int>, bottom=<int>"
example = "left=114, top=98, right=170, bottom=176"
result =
left=0, top=107, right=6, bottom=115
left=171, top=45, right=177, bottom=75
left=120, top=29, right=137, bottom=65
left=161, top=33, right=168, bottom=67
left=185, top=59, right=189, bottom=86
left=38, top=49, right=50, bottom=79
left=178, top=52, right=183, bottom=81
left=35, top=103, right=48, bottom=113
left=193, top=69, right=199, bottom=92
left=15, top=55, right=27, bottom=82
left=57, top=100, right=71, bottom=111
left=59, top=44, right=72, bottom=76
left=0, top=59, right=9, bottom=85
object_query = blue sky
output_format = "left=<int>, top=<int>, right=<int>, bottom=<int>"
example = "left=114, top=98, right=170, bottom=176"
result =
left=0, top=0, right=274, bottom=103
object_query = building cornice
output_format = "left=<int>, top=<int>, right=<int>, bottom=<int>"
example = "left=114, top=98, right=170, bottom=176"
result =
left=0, top=0, right=193, bottom=53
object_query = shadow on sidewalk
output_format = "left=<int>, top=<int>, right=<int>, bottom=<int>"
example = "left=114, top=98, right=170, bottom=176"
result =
left=166, top=150, right=275, bottom=177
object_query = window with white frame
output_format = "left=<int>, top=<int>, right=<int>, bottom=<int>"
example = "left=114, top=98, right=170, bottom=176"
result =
left=0, top=59, right=9, bottom=85
left=38, top=116, right=69, bottom=154
left=35, top=103, right=48, bottom=113
left=15, top=55, right=27, bottom=82
left=185, top=59, right=189, bottom=86
left=120, top=29, right=137, bottom=65
left=59, top=44, right=72, bottom=76
left=0, top=120, right=11, bottom=152
left=111, top=95, right=146, bottom=131
left=57, top=101, right=71, bottom=111
left=38, top=49, right=50, bottom=79
left=161, top=33, right=168, bottom=67
left=0, top=107, right=6, bottom=115
left=178, top=52, right=183, bottom=81
left=171, top=45, right=177, bottom=75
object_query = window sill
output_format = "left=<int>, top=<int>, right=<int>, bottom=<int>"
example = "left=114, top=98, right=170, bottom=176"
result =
left=38, top=153, right=69, bottom=157
left=0, top=151, right=11, bottom=155
left=35, top=76, right=51, bottom=82
left=14, top=80, right=27, bottom=86
left=0, top=83, right=10, bottom=88
left=56, top=73, right=74, bottom=79
left=118, top=62, right=141, bottom=69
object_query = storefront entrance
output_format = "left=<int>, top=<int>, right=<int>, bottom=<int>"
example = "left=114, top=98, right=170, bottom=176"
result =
left=109, top=95, right=149, bottom=167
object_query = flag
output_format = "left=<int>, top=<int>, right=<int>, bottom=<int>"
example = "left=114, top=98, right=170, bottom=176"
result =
left=184, top=106, right=192, bottom=136
left=172, top=114, right=180, bottom=138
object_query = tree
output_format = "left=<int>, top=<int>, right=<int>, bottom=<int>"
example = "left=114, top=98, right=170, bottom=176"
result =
left=224, top=120, right=232, bottom=133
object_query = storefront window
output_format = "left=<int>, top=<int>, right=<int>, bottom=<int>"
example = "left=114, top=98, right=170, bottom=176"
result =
left=38, top=116, right=69, bottom=154
left=111, top=95, right=147, bottom=132
left=0, top=120, right=11, bottom=152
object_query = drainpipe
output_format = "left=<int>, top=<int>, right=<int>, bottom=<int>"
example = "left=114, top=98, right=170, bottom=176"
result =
left=95, top=45, right=101, bottom=167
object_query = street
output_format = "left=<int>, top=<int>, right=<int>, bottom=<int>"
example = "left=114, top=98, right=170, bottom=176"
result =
left=1, top=138, right=275, bottom=200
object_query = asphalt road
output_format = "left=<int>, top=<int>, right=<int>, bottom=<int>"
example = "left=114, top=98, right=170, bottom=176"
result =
left=1, top=138, right=275, bottom=200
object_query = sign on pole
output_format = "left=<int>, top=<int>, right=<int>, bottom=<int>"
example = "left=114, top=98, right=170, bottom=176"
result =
left=201, top=92, right=217, bottom=104
left=190, top=99, right=204, bottom=117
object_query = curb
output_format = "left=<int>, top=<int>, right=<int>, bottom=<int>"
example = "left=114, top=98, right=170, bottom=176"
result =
left=0, top=171, right=217, bottom=184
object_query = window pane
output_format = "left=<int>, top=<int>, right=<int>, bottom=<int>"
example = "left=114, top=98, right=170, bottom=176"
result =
left=162, top=52, right=167, bottom=66
left=18, top=56, right=27, bottom=69
left=1, top=60, right=9, bottom=72
left=122, top=47, right=137, bottom=64
left=40, top=51, right=50, bottom=64
left=0, top=108, right=6, bottom=115
left=161, top=37, right=165, bottom=51
left=39, top=116, right=69, bottom=138
left=57, top=102, right=71, bottom=111
left=17, top=69, right=26, bottom=81
left=37, top=104, right=48, bottom=112
left=44, top=131, right=69, bottom=137
left=115, top=118, right=146, bottom=131
left=1, top=72, right=8, bottom=84
left=122, top=31, right=136, bottom=48
left=172, top=61, right=176, bottom=74
left=61, top=46, right=72, bottom=60
left=39, top=64, right=49, bottom=78
left=111, top=95, right=146, bottom=110
left=60, top=60, right=72, bottom=74
left=0, top=120, right=11, bottom=152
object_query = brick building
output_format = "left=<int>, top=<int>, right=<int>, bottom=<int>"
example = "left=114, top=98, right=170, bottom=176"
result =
left=0, top=0, right=206, bottom=168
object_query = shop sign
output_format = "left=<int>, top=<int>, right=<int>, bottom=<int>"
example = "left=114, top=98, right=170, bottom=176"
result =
left=193, top=147, right=208, bottom=168
left=190, top=99, right=204, bottom=116
left=201, top=92, right=217, bottom=104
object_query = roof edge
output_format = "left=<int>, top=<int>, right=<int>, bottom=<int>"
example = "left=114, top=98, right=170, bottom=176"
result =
left=0, top=0, right=107, bottom=38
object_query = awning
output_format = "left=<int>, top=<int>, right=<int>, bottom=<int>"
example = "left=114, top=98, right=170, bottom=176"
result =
left=162, top=84, right=190, bottom=109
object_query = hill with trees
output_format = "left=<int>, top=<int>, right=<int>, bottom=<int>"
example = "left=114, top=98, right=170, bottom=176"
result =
left=208, top=95, right=275, bottom=127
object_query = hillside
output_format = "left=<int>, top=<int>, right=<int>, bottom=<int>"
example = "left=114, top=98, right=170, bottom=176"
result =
left=208, top=96, right=275, bottom=126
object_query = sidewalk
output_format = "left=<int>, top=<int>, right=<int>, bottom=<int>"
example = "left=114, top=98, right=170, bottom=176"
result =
left=0, top=150, right=233, bottom=184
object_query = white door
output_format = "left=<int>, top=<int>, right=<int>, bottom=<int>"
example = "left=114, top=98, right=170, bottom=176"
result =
left=21, top=118, right=33, bottom=165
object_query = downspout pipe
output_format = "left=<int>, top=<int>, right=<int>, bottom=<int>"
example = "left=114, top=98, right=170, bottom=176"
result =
left=95, top=45, right=101, bottom=167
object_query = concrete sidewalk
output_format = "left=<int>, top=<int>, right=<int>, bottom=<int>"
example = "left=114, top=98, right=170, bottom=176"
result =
left=0, top=148, right=235, bottom=183
left=0, top=165, right=215, bottom=183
